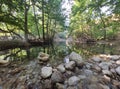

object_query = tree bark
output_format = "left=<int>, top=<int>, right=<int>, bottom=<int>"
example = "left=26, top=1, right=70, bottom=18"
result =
left=42, top=0, right=45, bottom=41
left=24, top=0, right=29, bottom=41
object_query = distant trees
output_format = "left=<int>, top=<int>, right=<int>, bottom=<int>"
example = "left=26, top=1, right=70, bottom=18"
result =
left=70, top=0, right=120, bottom=40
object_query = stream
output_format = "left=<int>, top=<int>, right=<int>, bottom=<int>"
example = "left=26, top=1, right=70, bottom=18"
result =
left=0, top=41, right=120, bottom=89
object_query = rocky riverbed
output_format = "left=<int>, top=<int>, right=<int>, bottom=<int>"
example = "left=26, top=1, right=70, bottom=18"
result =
left=0, top=52, right=120, bottom=89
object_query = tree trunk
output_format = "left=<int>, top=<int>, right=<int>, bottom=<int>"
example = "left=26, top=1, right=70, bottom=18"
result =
left=33, top=2, right=40, bottom=39
left=24, top=0, right=28, bottom=41
left=42, top=0, right=45, bottom=41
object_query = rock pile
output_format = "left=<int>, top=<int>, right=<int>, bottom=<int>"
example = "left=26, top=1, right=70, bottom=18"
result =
left=0, top=52, right=120, bottom=89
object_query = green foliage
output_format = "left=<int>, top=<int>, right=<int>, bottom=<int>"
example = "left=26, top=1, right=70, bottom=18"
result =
left=70, top=0, right=120, bottom=40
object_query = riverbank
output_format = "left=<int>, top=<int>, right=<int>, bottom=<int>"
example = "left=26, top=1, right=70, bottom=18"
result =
left=0, top=52, right=120, bottom=89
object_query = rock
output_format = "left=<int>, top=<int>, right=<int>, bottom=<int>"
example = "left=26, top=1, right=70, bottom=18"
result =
left=99, top=62, right=111, bottom=70
left=68, top=76, right=80, bottom=86
left=83, top=69, right=93, bottom=76
left=85, top=62, right=93, bottom=69
left=57, top=64, right=65, bottom=73
left=41, top=67, right=52, bottom=78
left=109, top=55, right=120, bottom=61
left=116, top=60, right=120, bottom=65
left=102, top=70, right=112, bottom=75
left=78, top=75, right=86, bottom=80
left=37, top=52, right=49, bottom=61
left=0, top=58, right=9, bottom=64
left=43, top=79, right=52, bottom=89
left=69, top=52, right=83, bottom=66
left=92, top=65, right=101, bottom=72
left=99, top=84, right=110, bottom=89
left=51, top=70, right=63, bottom=83
left=110, top=68, right=116, bottom=73
left=115, top=66, right=120, bottom=75
left=65, top=61, right=75, bottom=70
left=67, top=86, right=77, bottom=89
left=92, top=56, right=102, bottom=62
left=56, top=83, right=64, bottom=89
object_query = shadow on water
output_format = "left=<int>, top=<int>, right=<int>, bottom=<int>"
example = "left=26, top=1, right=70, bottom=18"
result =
left=0, top=42, right=120, bottom=65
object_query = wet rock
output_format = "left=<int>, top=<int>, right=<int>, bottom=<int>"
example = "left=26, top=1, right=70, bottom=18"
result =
left=41, top=67, right=52, bottom=78
left=51, top=70, right=63, bottom=83
left=92, top=56, right=102, bottom=62
left=69, top=52, right=83, bottom=65
left=83, top=69, right=93, bottom=76
left=65, top=61, right=75, bottom=70
left=57, top=64, right=65, bottom=73
left=99, top=62, right=111, bottom=70
left=37, top=52, right=49, bottom=62
left=68, top=76, right=80, bottom=86
left=115, top=66, right=120, bottom=75
left=56, top=83, right=64, bottom=89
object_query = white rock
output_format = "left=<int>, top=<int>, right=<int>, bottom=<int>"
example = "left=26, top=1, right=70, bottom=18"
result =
left=116, top=60, right=120, bottom=65
left=69, top=52, right=83, bottom=65
left=68, top=76, right=80, bottom=85
left=115, top=66, right=120, bottom=75
left=41, top=67, right=52, bottom=78
left=57, top=64, right=65, bottom=73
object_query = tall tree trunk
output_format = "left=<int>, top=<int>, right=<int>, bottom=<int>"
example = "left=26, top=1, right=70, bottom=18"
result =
left=42, top=0, right=45, bottom=41
left=24, top=0, right=28, bottom=41
left=33, top=2, right=40, bottom=39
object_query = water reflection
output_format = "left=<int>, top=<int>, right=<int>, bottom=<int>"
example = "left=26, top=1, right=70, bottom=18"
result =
left=0, top=42, right=120, bottom=65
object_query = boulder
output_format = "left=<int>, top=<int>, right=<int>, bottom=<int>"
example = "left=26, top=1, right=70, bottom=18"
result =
left=109, top=55, right=120, bottom=61
left=99, top=62, right=111, bottom=70
left=51, top=70, right=64, bottom=83
left=37, top=52, right=49, bottom=62
left=65, top=61, right=76, bottom=70
left=83, top=69, right=93, bottom=76
left=41, top=67, right=52, bottom=78
left=0, top=58, right=9, bottom=64
left=91, top=56, right=102, bottom=62
left=102, top=70, right=112, bottom=75
left=56, top=83, right=64, bottom=89
left=57, top=64, right=66, bottom=73
left=69, top=52, right=83, bottom=66
left=115, top=66, right=120, bottom=75
left=68, top=76, right=80, bottom=86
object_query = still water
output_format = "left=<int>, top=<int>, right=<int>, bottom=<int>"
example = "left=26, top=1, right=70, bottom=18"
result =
left=0, top=41, right=120, bottom=66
